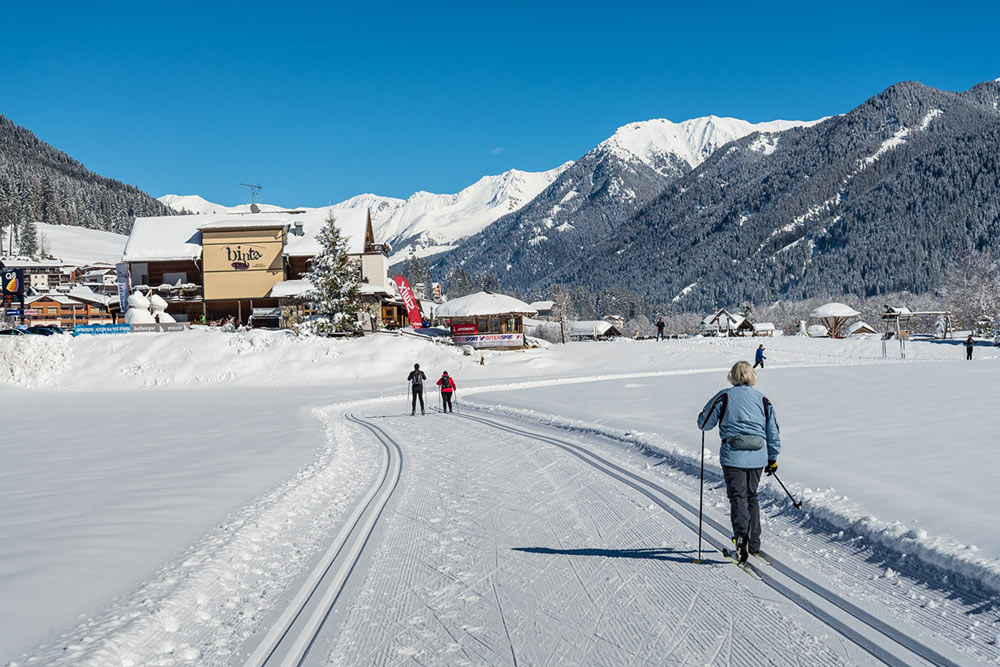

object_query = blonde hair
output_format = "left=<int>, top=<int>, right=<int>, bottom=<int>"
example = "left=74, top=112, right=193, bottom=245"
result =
left=728, top=361, right=757, bottom=386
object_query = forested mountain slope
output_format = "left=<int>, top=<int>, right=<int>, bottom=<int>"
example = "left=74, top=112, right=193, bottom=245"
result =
left=0, top=115, right=172, bottom=235
left=439, top=80, right=1000, bottom=311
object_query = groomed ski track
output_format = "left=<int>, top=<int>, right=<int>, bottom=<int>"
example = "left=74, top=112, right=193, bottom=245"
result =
left=449, top=408, right=965, bottom=667
left=242, top=414, right=403, bottom=667
left=279, top=407, right=903, bottom=666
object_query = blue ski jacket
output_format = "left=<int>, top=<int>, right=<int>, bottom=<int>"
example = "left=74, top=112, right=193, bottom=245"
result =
left=755, top=348, right=766, bottom=363
left=697, top=385, right=780, bottom=469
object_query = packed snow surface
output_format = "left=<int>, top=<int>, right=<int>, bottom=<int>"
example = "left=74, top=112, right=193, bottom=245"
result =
left=31, top=222, right=128, bottom=265
left=2, top=331, right=999, bottom=664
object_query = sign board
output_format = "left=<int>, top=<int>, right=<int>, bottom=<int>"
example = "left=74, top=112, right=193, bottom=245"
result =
left=74, top=324, right=132, bottom=336
left=451, top=333, right=524, bottom=348
left=451, top=322, right=478, bottom=335
left=202, top=227, right=286, bottom=300
left=252, top=307, right=281, bottom=318
left=5, top=309, right=21, bottom=316
left=24, top=309, right=38, bottom=315
left=1, top=269, right=25, bottom=295
left=393, top=275, right=422, bottom=329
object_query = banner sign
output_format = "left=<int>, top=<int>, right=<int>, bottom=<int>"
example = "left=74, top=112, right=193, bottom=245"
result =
left=115, top=263, right=131, bottom=314
left=74, top=324, right=132, bottom=336
left=452, top=333, right=524, bottom=348
left=5, top=309, right=21, bottom=316
left=130, top=323, right=191, bottom=333
left=393, top=275, right=423, bottom=329
left=451, top=322, right=478, bottom=335
left=24, top=309, right=38, bottom=315
left=1, top=268, right=24, bottom=295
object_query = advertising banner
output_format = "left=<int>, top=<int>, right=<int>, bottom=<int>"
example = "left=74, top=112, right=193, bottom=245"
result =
left=393, top=275, right=423, bottom=329
left=115, top=263, right=131, bottom=314
left=2, top=268, right=25, bottom=295
left=451, top=333, right=523, bottom=348
left=74, top=324, right=132, bottom=336
left=451, top=322, right=478, bottom=335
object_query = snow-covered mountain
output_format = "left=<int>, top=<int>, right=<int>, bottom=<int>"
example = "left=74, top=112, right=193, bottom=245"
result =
left=430, top=114, right=820, bottom=286
left=601, top=115, right=824, bottom=175
left=159, top=163, right=570, bottom=264
left=161, top=115, right=822, bottom=267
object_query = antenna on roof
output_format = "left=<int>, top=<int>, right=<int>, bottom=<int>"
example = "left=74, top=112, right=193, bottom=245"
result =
left=240, top=183, right=262, bottom=206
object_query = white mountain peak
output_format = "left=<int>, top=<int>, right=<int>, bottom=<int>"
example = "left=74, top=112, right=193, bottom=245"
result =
left=600, top=114, right=823, bottom=172
left=158, top=162, right=572, bottom=264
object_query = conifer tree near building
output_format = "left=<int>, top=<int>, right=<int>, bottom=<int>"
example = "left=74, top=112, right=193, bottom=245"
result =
left=304, top=211, right=362, bottom=335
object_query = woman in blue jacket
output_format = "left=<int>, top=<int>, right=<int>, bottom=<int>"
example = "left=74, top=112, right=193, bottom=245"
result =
left=697, top=361, right=781, bottom=563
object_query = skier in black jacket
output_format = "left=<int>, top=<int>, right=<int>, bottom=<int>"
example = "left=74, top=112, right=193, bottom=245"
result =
left=407, top=364, right=427, bottom=415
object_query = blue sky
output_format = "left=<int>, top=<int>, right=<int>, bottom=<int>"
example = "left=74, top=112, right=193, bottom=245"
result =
left=2, top=1, right=997, bottom=207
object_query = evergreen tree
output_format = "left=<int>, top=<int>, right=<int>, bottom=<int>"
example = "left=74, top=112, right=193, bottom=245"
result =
left=19, top=219, right=39, bottom=258
left=305, top=211, right=362, bottom=335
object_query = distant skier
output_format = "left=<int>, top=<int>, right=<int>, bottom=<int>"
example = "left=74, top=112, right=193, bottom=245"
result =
left=753, top=344, right=766, bottom=369
left=966, top=335, right=974, bottom=360
left=436, top=371, right=456, bottom=412
left=656, top=318, right=665, bottom=341
left=697, top=361, right=781, bottom=564
left=407, top=363, right=427, bottom=415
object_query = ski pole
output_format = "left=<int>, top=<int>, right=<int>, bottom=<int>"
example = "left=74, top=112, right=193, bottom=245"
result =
left=407, top=383, right=410, bottom=415
left=771, top=472, right=802, bottom=509
left=439, top=389, right=442, bottom=413
left=695, top=430, right=705, bottom=563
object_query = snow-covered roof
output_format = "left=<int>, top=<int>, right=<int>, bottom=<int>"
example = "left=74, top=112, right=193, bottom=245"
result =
left=197, top=218, right=289, bottom=231
left=25, top=294, right=83, bottom=306
left=810, top=302, right=860, bottom=318
left=848, top=320, right=878, bottom=334
left=807, top=324, right=830, bottom=337
left=435, top=292, right=536, bottom=318
left=269, top=279, right=313, bottom=299
left=753, top=322, right=776, bottom=332
left=569, top=320, right=620, bottom=337
left=530, top=300, right=555, bottom=311
left=123, top=208, right=373, bottom=262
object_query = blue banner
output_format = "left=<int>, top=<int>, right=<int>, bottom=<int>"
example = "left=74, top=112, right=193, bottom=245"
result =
left=5, top=309, right=20, bottom=316
left=74, top=324, right=132, bottom=336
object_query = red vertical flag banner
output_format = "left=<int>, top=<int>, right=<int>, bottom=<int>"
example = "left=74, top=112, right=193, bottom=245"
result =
left=393, top=275, right=423, bottom=329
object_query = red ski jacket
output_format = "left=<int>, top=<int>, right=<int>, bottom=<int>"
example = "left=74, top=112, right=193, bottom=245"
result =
left=436, top=376, right=456, bottom=393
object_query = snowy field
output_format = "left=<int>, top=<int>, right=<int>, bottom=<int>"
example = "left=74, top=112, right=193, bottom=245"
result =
left=2, top=330, right=999, bottom=664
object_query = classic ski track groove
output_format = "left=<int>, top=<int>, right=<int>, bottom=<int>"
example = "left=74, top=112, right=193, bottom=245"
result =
left=455, top=408, right=965, bottom=667
left=244, top=413, right=402, bottom=667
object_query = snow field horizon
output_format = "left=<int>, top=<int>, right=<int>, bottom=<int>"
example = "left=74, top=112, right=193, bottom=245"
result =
left=2, top=329, right=999, bottom=662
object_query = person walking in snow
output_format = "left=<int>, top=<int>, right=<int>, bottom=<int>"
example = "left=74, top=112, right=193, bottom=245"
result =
left=436, top=371, right=456, bottom=413
left=407, top=363, right=427, bottom=415
left=966, top=335, right=975, bottom=360
left=656, top=318, right=665, bottom=341
left=697, top=361, right=781, bottom=563
left=753, top=344, right=766, bottom=369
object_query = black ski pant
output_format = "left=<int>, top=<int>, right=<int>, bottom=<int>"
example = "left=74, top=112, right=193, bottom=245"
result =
left=442, top=392, right=453, bottom=412
left=411, top=385, right=425, bottom=412
left=967, top=347, right=973, bottom=360
left=753, top=360, right=764, bottom=369
left=723, top=466, right=763, bottom=552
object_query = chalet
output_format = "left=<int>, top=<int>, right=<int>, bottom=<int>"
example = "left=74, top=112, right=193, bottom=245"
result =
left=569, top=320, right=622, bottom=341
left=699, top=309, right=753, bottom=336
left=122, top=209, right=392, bottom=329
left=435, top=292, right=536, bottom=349
left=23, top=287, right=116, bottom=329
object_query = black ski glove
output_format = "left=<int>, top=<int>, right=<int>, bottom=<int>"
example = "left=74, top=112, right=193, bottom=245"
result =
left=765, top=460, right=778, bottom=476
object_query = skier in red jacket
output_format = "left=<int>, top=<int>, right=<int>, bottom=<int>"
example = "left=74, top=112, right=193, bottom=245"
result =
left=436, top=371, right=456, bottom=413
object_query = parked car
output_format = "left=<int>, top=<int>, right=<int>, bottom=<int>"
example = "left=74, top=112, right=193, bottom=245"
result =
left=43, top=325, right=68, bottom=334
left=0, top=328, right=26, bottom=336
left=25, top=326, right=58, bottom=336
